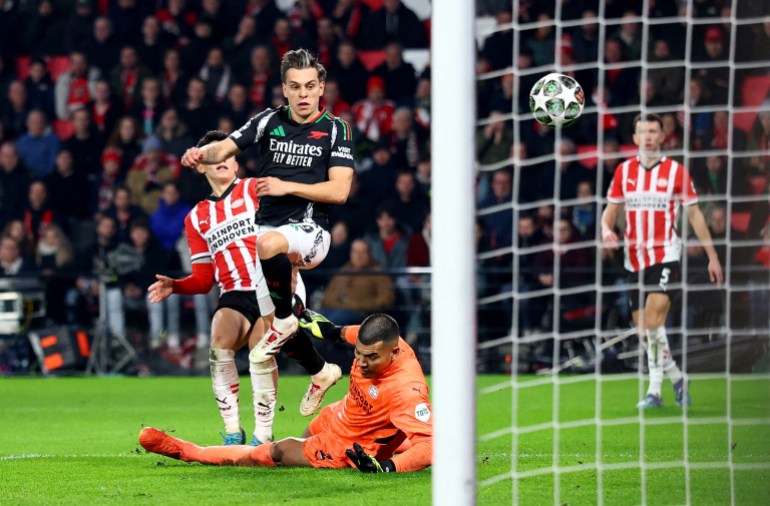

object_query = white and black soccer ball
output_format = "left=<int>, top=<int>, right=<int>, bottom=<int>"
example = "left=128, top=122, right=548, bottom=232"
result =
left=529, top=73, right=585, bottom=128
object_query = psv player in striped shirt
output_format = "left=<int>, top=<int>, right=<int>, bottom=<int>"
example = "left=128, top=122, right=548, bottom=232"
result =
left=148, top=131, right=340, bottom=446
left=601, top=113, right=724, bottom=409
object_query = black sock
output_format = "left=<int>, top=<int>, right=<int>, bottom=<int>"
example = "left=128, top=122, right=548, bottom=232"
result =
left=261, top=254, right=293, bottom=318
left=292, top=294, right=306, bottom=316
left=282, top=331, right=325, bottom=375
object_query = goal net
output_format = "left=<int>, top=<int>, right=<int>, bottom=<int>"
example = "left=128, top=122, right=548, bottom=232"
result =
left=468, top=1, right=770, bottom=504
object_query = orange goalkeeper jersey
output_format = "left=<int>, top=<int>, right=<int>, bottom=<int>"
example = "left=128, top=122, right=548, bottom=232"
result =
left=324, top=327, right=432, bottom=472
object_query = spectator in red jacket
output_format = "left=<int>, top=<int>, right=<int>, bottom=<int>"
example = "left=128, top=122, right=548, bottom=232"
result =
left=353, top=76, right=395, bottom=143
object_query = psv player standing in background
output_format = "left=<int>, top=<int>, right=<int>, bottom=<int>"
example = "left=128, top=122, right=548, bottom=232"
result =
left=601, top=113, right=723, bottom=409
left=181, top=50, right=354, bottom=414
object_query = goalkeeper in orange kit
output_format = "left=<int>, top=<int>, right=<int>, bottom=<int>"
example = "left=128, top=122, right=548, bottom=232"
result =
left=140, top=313, right=432, bottom=473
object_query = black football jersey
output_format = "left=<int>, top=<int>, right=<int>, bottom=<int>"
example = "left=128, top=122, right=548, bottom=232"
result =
left=229, top=106, right=355, bottom=229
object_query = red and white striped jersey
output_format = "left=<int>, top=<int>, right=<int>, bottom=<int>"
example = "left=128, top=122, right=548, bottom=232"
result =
left=607, top=156, right=698, bottom=272
left=184, top=178, right=263, bottom=293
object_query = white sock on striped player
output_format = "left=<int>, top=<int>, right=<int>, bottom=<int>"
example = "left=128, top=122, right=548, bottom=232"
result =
left=210, top=348, right=241, bottom=434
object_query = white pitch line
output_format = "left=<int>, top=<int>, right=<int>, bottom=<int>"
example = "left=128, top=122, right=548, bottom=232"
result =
left=0, top=453, right=143, bottom=460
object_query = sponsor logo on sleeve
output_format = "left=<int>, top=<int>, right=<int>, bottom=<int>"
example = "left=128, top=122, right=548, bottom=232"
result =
left=331, top=145, right=354, bottom=160
left=414, top=402, right=430, bottom=422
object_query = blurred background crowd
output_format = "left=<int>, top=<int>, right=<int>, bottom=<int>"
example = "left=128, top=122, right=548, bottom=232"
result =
left=0, top=0, right=767, bottom=374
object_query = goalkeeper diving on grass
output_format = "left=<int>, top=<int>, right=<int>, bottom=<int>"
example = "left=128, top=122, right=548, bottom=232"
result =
left=140, top=313, right=432, bottom=473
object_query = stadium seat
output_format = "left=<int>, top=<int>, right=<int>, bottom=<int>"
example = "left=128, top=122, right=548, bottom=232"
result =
left=403, top=49, right=430, bottom=76
left=620, top=144, right=637, bottom=156
left=47, top=56, right=71, bottom=81
left=359, top=0, right=383, bottom=9
left=748, top=174, right=769, bottom=195
left=53, top=119, right=74, bottom=140
left=576, top=144, right=599, bottom=168
left=563, top=305, right=598, bottom=322
left=358, top=50, right=386, bottom=71
left=15, top=56, right=30, bottom=81
left=735, top=75, right=770, bottom=133
left=475, top=16, right=497, bottom=48
left=730, top=211, right=751, bottom=233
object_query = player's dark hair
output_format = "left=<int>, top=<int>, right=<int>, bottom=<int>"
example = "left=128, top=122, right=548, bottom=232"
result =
left=280, top=48, right=327, bottom=84
left=358, top=314, right=399, bottom=346
left=129, top=217, right=150, bottom=231
left=633, top=112, right=663, bottom=130
left=196, top=130, right=229, bottom=148
left=375, top=204, right=397, bottom=220
left=114, top=185, right=131, bottom=197
left=161, top=180, right=180, bottom=192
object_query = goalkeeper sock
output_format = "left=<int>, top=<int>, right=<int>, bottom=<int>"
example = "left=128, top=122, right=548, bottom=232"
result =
left=249, top=357, right=278, bottom=443
left=644, top=329, right=663, bottom=397
left=187, top=441, right=277, bottom=467
left=649, top=327, right=683, bottom=385
left=261, top=254, right=293, bottom=318
left=282, top=329, right=325, bottom=376
left=210, top=348, right=241, bottom=434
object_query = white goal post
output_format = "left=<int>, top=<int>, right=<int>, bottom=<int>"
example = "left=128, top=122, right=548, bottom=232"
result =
left=431, top=0, right=477, bottom=505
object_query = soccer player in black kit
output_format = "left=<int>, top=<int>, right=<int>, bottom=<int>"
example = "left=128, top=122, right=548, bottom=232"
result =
left=181, top=49, right=355, bottom=422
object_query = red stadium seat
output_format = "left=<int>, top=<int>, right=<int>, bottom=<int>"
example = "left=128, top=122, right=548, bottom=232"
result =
left=730, top=212, right=751, bottom=233
left=360, top=0, right=383, bottom=9
left=619, top=144, right=638, bottom=156
left=53, top=119, right=74, bottom=140
left=748, top=174, right=769, bottom=195
left=47, top=56, right=71, bottom=81
left=576, top=144, right=598, bottom=168
left=736, top=75, right=770, bottom=134
left=358, top=50, right=386, bottom=71
left=15, top=56, right=31, bottom=81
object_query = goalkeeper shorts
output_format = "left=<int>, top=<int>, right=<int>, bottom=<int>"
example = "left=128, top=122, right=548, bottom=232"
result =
left=302, top=402, right=351, bottom=469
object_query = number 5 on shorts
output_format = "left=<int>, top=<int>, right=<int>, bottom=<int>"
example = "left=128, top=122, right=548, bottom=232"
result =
left=659, top=268, right=670, bottom=291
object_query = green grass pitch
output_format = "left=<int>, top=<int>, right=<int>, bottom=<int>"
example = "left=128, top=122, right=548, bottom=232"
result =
left=1, top=375, right=768, bottom=505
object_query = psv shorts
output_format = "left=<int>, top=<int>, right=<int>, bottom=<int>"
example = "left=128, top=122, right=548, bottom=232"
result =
left=301, top=401, right=352, bottom=469
left=257, top=222, right=330, bottom=269
left=215, top=290, right=273, bottom=325
left=626, top=261, right=681, bottom=313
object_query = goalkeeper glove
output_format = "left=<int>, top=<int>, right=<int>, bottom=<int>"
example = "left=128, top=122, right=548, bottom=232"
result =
left=298, top=309, right=343, bottom=341
left=345, top=442, right=395, bottom=473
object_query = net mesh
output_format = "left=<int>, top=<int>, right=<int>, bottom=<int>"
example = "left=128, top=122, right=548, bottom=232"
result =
left=474, top=1, right=770, bottom=504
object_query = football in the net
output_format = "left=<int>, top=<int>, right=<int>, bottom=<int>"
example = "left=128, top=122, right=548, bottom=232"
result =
left=529, top=73, right=585, bottom=128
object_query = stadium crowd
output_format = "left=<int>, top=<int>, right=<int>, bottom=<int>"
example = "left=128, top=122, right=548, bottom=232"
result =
left=0, top=0, right=767, bottom=372
left=475, top=0, right=770, bottom=347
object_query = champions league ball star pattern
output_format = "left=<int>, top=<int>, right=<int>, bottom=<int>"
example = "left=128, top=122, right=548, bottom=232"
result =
left=529, top=72, right=585, bottom=128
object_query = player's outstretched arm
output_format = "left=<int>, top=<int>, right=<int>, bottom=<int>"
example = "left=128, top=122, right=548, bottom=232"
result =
left=148, top=275, right=175, bottom=303
left=148, top=263, right=216, bottom=303
left=686, top=205, right=724, bottom=285
left=255, top=166, right=353, bottom=204
left=181, top=138, right=240, bottom=167
left=601, top=203, right=622, bottom=250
